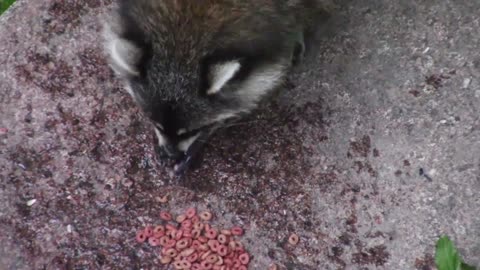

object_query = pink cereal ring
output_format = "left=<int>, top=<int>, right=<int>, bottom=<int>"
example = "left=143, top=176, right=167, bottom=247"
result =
left=193, top=222, right=204, bottom=230
left=135, top=230, right=147, bottom=243
left=239, top=253, right=250, bottom=265
left=166, top=224, right=177, bottom=231
left=199, top=244, right=209, bottom=251
left=165, top=239, right=177, bottom=248
left=181, top=248, right=195, bottom=257
left=231, top=227, right=244, bottom=236
left=153, top=225, right=165, bottom=234
left=238, top=266, right=247, bottom=270
left=191, top=229, right=201, bottom=239
left=191, top=263, right=201, bottom=270
left=191, top=240, right=201, bottom=249
left=176, top=214, right=187, bottom=223
left=191, top=215, right=200, bottom=223
left=224, top=258, right=233, bottom=266
left=148, top=237, right=160, bottom=247
left=182, top=261, right=192, bottom=269
left=159, top=235, right=170, bottom=246
left=176, top=238, right=190, bottom=250
left=220, top=229, right=232, bottom=236
left=181, top=219, right=193, bottom=229
left=215, top=256, right=224, bottom=266
left=183, top=230, right=192, bottom=238
left=201, top=261, right=213, bottom=270
left=206, top=254, right=218, bottom=264
left=186, top=207, right=197, bottom=218
left=201, top=250, right=212, bottom=260
left=200, top=211, right=213, bottom=221
left=198, top=236, right=208, bottom=243
left=217, top=234, right=228, bottom=244
left=205, top=228, right=218, bottom=239
left=144, top=226, right=153, bottom=237
left=174, top=230, right=184, bottom=240
left=207, top=240, right=219, bottom=251
left=217, top=245, right=228, bottom=256
left=165, top=248, right=178, bottom=258
left=160, top=211, right=172, bottom=221
left=173, top=261, right=183, bottom=269
left=187, top=252, right=199, bottom=263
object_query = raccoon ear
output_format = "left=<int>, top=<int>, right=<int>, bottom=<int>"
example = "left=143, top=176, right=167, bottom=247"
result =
left=103, top=23, right=143, bottom=78
left=206, top=60, right=242, bottom=95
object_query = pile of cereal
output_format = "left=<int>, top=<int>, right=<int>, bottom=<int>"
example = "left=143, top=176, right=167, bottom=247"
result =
left=136, top=207, right=250, bottom=269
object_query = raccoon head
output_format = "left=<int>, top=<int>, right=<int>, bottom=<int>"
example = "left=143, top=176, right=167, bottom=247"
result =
left=103, top=2, right=304, bottom=162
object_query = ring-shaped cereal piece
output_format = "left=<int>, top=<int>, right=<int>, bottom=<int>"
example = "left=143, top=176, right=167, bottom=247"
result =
left=200, top=211, right=213, bottom=221
left=153, top=225, right=165, bottom=234
left=187, top=252, right=199, bottom=263
left=144, top=226, right=153, bottom=237
left=186, top=207, right=196, bottom=218
left=217, top=234, right=228, bottom=244
left=159, top=255, right=172, bottom=264
left=207, top=239, right=219, bottom=251
left=160, top=211, right=172, bottom=221
left=217, top=244, right=228, bottom=256
left=288, top=233, right=300, bottom=245
left=205, top=228, right=218, bottom=239
left=176, top=214, right=187, bottom=223
left=135, top=230, right=147, bottom=243
left=148, top=237, right=159, bottom=247
left=166, top=248, right=178, bottom=258
left=201, top=261, right=213, bottom=270
left=231, top=226, right=244, bottom=236
left=176, top=238, right=190, bottom=250
left=174, top=229, right=184, bottom=240
left=206, top=254, right=218, bottom=264
left=165, top=239, right=177, bottom=248
left=239, top=253, right=250, bottom=265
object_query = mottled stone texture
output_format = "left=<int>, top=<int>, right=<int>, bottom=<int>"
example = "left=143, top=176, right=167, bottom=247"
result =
left=1, top=0, right=479, bottom=269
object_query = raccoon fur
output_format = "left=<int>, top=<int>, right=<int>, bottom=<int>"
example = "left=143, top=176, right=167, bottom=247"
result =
left=103, top=0, right=333, bottom=174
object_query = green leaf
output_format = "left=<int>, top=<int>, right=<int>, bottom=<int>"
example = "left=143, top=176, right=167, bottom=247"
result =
left=0, top=0, right=16, bottom=14
left=435, top=236, right=462, bottom=270
left=461, top=262, right=477, bottom=270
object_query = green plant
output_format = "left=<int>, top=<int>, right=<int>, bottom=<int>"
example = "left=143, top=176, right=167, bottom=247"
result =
left=436, top=236, right=477, bottom=270
left=0, top=0, right=16, bottom=15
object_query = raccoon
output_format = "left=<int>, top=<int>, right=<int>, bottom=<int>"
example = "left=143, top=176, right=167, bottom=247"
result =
left=103, top=0, right=332, bottom=174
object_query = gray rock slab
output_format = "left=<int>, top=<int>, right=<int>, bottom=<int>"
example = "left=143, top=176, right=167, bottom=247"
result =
left=1, top=0, right=479, bottom=269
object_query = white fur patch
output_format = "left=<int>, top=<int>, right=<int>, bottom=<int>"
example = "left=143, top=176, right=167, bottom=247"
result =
left=154, top=128, right=167, bottom=146
left=207, top=61, right=241, bottom=95
left=108, top=39, right=140, bottom=77
left=124, top=84, right=135, bottom=98
left=234, top=64, right=286, bottom=107
left=178, top=134, right=200, bottom=152
left=211, top=112, right=238, bottom=123
left=177, top=128, right=187, bottom=135
left=103, top=22, right=140, bottom=78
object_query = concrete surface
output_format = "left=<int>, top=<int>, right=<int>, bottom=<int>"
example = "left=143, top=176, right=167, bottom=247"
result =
left=1, top=0, right=479, bottom=269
